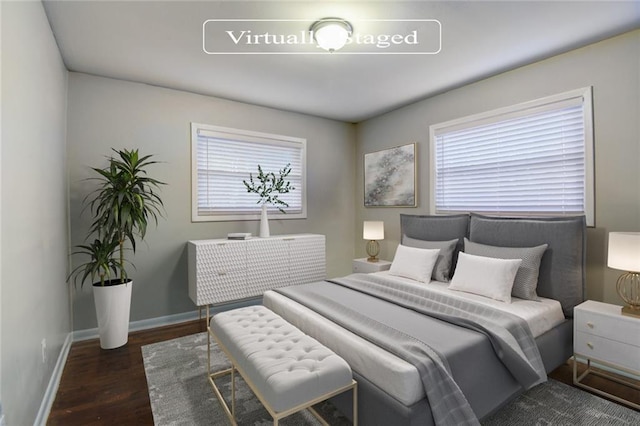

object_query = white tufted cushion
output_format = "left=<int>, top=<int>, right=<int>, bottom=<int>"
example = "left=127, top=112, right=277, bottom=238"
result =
left=210, top=305, right=353, bottom=413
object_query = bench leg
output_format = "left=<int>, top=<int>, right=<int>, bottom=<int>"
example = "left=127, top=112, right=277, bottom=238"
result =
left=231, top=365, right=236, bottom=417
left=208, top=305, right=240, bottom=425
left=207, top=367, right=237, bottom=425
left=206, top=305, right=212, bottom=377
left=353, top=381, right=358, bottom=426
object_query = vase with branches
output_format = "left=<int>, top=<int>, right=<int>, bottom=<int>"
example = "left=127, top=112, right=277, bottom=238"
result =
left=243, top=163, right=295, bottom=237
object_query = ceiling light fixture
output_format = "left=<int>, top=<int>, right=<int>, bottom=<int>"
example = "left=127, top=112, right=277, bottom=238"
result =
left=310, top=18, right=353, bottom=53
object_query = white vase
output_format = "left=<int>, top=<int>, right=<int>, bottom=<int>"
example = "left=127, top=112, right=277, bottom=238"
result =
left=93, top=279, right=132, bottom=349
left=260, top=203, right=270, bottom=238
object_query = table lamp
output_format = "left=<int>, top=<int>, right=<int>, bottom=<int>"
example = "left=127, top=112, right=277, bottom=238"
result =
left=607, top=232, right=640, bottom=318
left=363, top=221, right=384, bottom=262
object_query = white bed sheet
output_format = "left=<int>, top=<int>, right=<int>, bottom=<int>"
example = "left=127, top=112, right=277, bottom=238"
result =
left=262, top=273, right=565, bottom=406
left=374, top=272, right=566, bottom=339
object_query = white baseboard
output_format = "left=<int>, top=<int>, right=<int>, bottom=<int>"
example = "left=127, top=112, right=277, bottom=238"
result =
left=72, top=300, right=261, bottom=342
left=34, top=332, right=73, bottom=426
left=72, top=309, right=202, bottom=342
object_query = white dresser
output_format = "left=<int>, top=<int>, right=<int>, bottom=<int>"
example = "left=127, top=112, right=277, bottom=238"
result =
left=188, top=234, right=325, bottom=306
left=573, top=300, right=640, bottom=409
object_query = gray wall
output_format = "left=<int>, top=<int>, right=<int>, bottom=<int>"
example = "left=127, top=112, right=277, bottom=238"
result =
left=355, top=30, right=640, bottom=306
left=67, top=73, right=356, bottom=330
left=1, top=1, right=70, bottom=424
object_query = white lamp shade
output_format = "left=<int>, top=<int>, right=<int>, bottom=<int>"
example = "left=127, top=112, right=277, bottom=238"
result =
left=312, top=20, right=351, bottom=51
left=363, top=221, right=384, bottom=240
left=608, top=232, right=640, bottom=272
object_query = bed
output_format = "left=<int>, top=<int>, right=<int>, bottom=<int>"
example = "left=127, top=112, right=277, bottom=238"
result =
left=262, top=213, right=586, bottom=425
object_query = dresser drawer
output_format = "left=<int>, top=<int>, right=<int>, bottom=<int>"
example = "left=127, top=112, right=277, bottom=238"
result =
left=575, top=331, right=640, bottom=372
left=196, top=241, right=247, bottom=275
left=196, top=270, right=247, bottom=304
left=576, top=310, right=640, bottom=347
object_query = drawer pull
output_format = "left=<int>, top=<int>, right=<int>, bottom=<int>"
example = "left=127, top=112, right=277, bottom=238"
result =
left=587, top=342, right=594, bottom=350
left=217, top=271, right=227, bottom=276
left=587, top=321, right=594, bottom=329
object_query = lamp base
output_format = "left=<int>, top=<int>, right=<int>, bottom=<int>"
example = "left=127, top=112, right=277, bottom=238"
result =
left=616, top=272, right=640, bottom=319
left=621, top=305, right=640, bottom=319
left=365, top=240, right=380, bottom=263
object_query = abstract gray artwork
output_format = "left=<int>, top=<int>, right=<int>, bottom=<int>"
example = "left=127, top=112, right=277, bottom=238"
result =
left=364, top=143, right=416, bottom=207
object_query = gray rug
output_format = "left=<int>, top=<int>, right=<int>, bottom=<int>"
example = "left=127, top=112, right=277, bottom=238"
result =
left=142, top=332, right=640, bottom=425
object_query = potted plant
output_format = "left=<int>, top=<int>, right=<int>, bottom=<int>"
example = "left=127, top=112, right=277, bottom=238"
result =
left=69, top=148, right=165, bottom=349
left=243, top=163, right=295, bottom=237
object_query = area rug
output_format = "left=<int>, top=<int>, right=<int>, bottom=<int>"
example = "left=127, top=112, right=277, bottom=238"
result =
left=142, top=332, right=640, bottom=425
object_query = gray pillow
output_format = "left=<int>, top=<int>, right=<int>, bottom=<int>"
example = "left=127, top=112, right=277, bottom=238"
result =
left=464, top=238, right=548, bottom=301
left=403, top=237, right=458, bottom=282
left=400, top=214, right=469, bottom=277
left=468, top=213, right=586, bottom=317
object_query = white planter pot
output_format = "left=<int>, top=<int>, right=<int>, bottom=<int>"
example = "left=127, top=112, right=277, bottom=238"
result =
left=93, top=279, right=132, bottom=349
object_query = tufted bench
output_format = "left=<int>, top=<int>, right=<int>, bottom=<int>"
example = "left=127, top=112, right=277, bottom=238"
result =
left=208, top=305, right=357, bottom=425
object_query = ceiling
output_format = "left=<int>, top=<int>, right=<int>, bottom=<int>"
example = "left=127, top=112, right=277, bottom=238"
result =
left=43, top=1, right=640, bottom=123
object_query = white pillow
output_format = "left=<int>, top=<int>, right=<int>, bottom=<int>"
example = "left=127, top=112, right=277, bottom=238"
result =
left=389, top=245, right=440, bottom=283
left=449, top=252, right=522, bottom=303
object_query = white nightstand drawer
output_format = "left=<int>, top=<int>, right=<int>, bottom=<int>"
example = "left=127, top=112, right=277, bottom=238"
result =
left=575, top=331, right=640, bottom=372
left=576, top=306, right=640, bottom=347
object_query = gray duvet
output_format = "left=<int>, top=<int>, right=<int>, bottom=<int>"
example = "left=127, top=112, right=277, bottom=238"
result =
left=275, top=273, right=546, bottom=425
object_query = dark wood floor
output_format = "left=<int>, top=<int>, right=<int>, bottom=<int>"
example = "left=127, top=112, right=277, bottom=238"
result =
left=47, top=319, right=207, bottom=425
left=48, top=320, right=639, bottom=425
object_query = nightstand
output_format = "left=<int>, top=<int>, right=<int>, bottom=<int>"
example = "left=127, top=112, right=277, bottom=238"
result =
left=352, top=258, right=392, bottom=273
left=573, top=300, right=640, bottom=409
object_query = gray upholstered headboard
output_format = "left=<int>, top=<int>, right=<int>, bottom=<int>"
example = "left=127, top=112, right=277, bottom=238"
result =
left=400, top=214, right=469, bottom=279
left=400, top=213, right=586, bottom=317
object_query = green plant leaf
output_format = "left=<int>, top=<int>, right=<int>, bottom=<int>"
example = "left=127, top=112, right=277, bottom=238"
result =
left=242, top=163, right=295, bottom=213
left=68, top=148, right=166, bottom=287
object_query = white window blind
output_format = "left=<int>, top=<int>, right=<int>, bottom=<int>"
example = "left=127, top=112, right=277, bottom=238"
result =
left=430, top=87, right=594, bottom=225
left=191, top=123, right=306, bottom=222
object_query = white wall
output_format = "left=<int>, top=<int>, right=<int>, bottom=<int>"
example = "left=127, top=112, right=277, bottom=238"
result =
left=67, top=73, right=356, bottom=330
left=1, top=1, right=70, bottom=424
left=355, top=30, right=640, bottom=306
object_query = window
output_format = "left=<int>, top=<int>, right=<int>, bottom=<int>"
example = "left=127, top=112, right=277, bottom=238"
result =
left=191, top=123, right=306, bottom=222
left=430, top=87, right=594, bottom=226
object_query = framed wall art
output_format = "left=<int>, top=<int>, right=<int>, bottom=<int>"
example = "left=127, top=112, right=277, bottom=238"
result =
left=364, top=143, right=417, bottom=207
